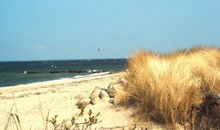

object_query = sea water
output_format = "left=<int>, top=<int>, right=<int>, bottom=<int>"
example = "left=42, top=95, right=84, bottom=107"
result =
left=0, top=59, right=127, bottom=87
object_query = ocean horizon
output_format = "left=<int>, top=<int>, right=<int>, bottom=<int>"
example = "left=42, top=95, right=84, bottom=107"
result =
left=0, top=59, right=127, bottom=87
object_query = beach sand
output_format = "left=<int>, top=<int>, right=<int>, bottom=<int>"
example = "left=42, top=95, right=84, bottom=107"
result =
left=0, top=72, right=136, bottom=130
left=0, top=72, right=178, bottom=130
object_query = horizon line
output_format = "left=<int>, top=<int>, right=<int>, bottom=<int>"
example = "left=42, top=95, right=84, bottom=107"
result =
left=0, top=57, right=128, bottom=63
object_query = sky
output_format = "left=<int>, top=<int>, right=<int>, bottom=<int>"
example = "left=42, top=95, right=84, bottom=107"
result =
left=0, top=0, right=220, bottom=61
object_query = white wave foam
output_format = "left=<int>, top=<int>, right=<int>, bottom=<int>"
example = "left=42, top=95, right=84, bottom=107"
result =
left=74, top=72, right=110, bottom=79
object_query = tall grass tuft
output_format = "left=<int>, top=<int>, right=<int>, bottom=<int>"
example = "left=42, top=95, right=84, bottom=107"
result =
left=116, top=47, right=220, bottom=126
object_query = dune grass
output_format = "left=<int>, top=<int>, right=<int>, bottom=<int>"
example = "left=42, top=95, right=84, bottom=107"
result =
left=116, top=47, right=220, bottom=127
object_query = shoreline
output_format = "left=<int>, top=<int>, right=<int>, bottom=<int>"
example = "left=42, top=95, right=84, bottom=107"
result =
left=0, top=71, right=121, bottom=91
left=0, top=70, right=183, bottom=129
left=0, top=72, right=124, bottom=100
left=0, top=71, right=134, bottom=130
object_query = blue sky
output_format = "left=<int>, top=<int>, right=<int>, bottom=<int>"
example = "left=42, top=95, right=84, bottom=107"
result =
left=0, top=0, right=220, bottom=61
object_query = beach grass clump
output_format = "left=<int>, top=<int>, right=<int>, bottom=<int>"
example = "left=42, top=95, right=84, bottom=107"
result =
left=46, top=109, right=100, bottom=130
left=116, top=47, right=220, bottom=126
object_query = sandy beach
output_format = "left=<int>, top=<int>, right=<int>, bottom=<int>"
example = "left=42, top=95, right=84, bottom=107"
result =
left=0, top=72, right=137, bottom=130
left=2, top=0, right=220, bottom=129
left=0, top=72, right=186, bottom=130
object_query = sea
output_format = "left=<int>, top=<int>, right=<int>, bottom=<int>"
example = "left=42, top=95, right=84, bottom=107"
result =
left=0, top=59, right=127, bottom=87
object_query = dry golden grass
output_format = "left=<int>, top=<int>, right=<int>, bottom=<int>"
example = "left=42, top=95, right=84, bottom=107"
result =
left=116, top=47, right=220, bottom=127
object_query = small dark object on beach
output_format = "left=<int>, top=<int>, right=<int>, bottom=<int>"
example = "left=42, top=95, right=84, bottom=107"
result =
left=106, top=83, right=117, bottom=98
left=76, top=98, right=91, bottom=109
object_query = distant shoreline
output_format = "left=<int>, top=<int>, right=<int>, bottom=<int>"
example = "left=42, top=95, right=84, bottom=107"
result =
left=0, top=72, right=123, bottom=91
left=0, top=59, right=127, bottom=87
left=0, top=71, right=123, bottom=88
